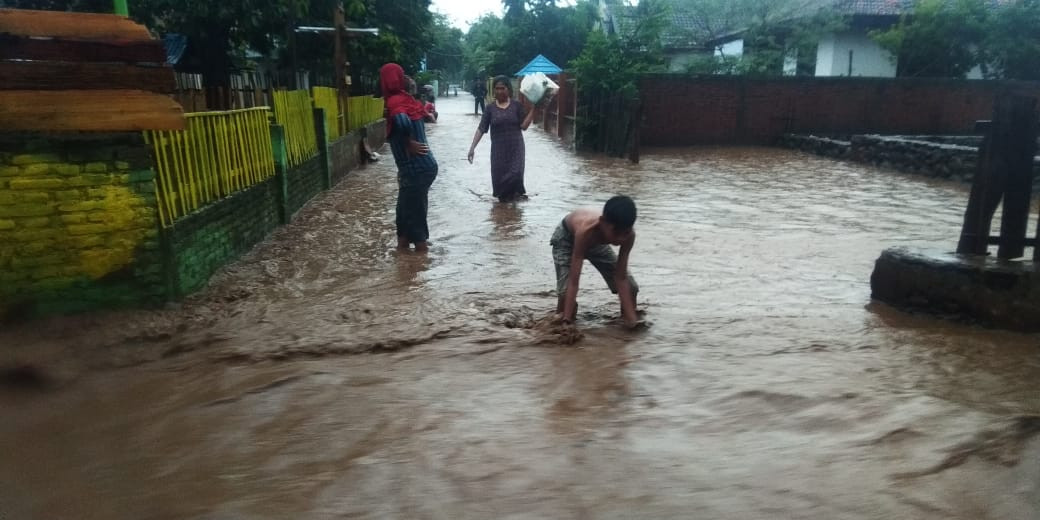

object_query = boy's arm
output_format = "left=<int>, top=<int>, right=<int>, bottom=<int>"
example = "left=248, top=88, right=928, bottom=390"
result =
left=614, top=233, right=638, bottom=326
left=561, top=230, right=587, bottom=322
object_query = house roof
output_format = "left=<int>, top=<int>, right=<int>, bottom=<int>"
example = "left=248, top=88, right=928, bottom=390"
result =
left=833, top=0, right=915, bottom=16
left=602, top=0, right=711, bottom=51
left=515, top=54, right=562, bottom=76
left=163, top=33, right=188, bottom=65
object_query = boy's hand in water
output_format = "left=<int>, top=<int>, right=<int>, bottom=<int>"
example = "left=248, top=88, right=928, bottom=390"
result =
left=407, top=139, right=429, bottom=157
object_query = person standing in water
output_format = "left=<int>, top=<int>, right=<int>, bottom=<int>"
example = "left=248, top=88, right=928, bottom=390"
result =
left=381, top=63, right=438, bottom=253
left=471, top=76, right=486, bottom=114
left=467, top=75, right=536, bottom=203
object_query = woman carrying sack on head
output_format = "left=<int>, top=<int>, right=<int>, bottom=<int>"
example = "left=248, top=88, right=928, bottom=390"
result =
left=467, top=75, right=536, bottom=203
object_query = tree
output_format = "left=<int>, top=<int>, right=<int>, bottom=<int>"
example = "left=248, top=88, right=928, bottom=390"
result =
left=343, top=0, right=435, bottom=94
left=672, top=0, right=846, bottom=76
left=463, top=14, right=507, bottom=80
left=425, top=13, right=466, bottom=88
left=569, top=0, right=667, bottom=154
left=982, top=0, right=1040, bottom=80
left=129, top=0, right=311, bottom=108
left=0, top=0, right=110, bottom=11
left=463, top=0, right=596, bottom=79
left=871, top=0, right=989, bottom=78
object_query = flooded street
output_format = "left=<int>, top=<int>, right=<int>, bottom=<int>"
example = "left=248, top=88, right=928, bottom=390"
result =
left=2, top=94, right=1039, bottom=519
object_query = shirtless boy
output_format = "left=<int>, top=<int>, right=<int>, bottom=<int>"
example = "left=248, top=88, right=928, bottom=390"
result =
left=551, top=195, right=640, bottom=328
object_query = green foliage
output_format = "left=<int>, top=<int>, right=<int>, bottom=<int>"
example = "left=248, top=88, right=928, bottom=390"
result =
left=425, top=14, right=465, bottom=85
left=982, top=0, right=1040, bottom=80
left=344, top=0, right=434, bottom=87
left=739, top=7, right=847, bottom=76
left=0, top=0, right=110, bottom=11
left=569, top=0, right=667, bottom=99
left=569, top=0, right=667, bottom=153
left=463, top=0, right=597, bottom=79
left=670, top=0, right=848, bottom=76
left=871, top=0, right=989, bottom=78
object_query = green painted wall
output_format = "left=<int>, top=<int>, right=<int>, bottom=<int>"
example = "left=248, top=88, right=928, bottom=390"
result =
left=0, top=133, right=164, bottom=318
left=0, top=119, right=384, bottom=319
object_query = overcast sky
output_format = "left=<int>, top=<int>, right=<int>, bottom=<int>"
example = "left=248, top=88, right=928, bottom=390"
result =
left=430, top=0, right=582, bottom=31
left=430, top=0, right=502, bottom=31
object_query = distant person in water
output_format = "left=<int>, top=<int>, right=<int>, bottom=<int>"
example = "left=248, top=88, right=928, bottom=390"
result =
left=551, top=195, right=641, bottom=329
left=467, top=75, right=535, bottom=203
left=381, top=63, right=438, bottom=253
left=471, top=76, right=486, bottom=114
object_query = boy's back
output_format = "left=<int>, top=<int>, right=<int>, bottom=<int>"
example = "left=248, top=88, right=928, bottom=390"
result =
left=551, top=196, right=640, bottom=328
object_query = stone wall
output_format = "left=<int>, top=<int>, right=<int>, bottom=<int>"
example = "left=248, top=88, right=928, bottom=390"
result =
left=872, top=247, right=1040, bottom=332
left=0, top=133, right=164, bottom=317
left=640, top=75, right=1040, bottom=146
left=779, top=133, right=1040, bottom=189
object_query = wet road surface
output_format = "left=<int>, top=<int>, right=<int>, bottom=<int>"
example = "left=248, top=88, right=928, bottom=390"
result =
left=2, top=94, right=1039, bottom=519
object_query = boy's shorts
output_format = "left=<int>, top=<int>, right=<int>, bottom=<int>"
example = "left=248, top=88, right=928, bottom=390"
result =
left=549, top=219, right=638, bottom=297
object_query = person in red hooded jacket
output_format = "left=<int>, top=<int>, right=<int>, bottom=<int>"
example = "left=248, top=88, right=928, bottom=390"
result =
left=381, top=63, right=438, bottom=253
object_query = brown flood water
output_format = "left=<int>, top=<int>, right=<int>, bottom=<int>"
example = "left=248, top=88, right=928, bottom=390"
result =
left=2, top=94, right=1039, bottom=519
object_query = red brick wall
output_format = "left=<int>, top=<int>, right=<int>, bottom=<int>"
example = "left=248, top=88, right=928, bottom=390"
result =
left=640, top=75, right=1040, bottom=146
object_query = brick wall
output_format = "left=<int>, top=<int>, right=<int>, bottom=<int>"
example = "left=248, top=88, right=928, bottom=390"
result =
left=164, top=177, right=280, bottom=297
left=640, top=75, right=1040, bottom=146
left=0, top=133, right=164, bottom=317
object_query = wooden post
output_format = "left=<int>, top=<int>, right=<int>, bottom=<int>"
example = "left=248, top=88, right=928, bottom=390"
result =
left=1034, top=206, right=1040, bottom=262
left=627, top=98, right=642, bottom=164
left=957, top=107, right=1009, bottom=254
left=996, top=96, right=1039, bottom=259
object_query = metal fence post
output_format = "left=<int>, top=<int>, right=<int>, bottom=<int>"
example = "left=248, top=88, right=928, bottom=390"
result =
left=270, top=124, right=290, bottom=224
left=313, top=108, right=332, bottom=190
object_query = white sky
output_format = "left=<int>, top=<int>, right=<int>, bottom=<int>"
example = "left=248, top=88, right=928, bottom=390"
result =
left=430, top=0, right=582, bottom=31
left=430, top=0, right=503, bottom=31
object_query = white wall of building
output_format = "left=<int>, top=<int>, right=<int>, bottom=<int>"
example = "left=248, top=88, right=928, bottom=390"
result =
left=715, top=39, right=744, bottom=59
left=815, top=31, right=896, bottom=77
left=783, top=50, right=799, bottom=76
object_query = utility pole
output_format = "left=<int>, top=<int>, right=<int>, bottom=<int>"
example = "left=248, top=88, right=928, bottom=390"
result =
left=334, top=6, right=349, bottom=136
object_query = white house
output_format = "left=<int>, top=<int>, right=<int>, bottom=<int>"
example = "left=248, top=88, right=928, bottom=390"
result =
left=707, top=0, right=987, bottom=78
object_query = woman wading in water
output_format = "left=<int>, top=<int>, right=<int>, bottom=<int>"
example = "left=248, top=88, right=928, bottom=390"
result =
left=467, top=75, right=536, bottom=203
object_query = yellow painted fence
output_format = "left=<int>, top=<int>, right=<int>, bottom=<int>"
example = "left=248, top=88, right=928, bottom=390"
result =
left=145, top=90, right=386, bottom=228
left=272, top=89, right=318, bottom=167
left=145, top=107, right=275, bottom=228
left=348, top=95, right=385, bottom=132
left=311, top=86, right=341, bottom=142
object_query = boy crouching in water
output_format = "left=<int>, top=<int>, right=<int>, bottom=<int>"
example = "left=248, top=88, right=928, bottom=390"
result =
left=551, top=195, right=640, bottom=329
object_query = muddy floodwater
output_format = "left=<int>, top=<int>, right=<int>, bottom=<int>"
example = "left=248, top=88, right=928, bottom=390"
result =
left=2, top=94, right=1039, bottom=520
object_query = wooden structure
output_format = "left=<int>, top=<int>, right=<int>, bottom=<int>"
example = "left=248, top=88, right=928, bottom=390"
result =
left=956, top=95, right=1040, bottom=260
left=0, top=8, right=183, bottom=131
